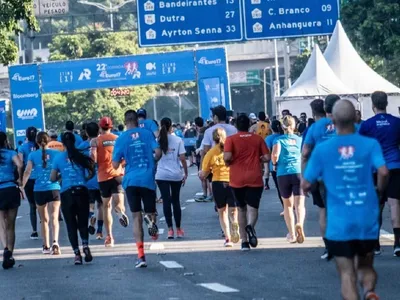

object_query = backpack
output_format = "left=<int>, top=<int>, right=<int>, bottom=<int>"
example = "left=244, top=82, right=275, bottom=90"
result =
left=256, top=122, right=270, bottom=139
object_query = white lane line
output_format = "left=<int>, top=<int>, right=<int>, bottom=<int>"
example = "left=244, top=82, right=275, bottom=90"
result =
left=159, top=217, right=166, bottom=221
left=186, top=199, right=195, bottom=203
left=160, top=261, right=184, bottom=268
left=159, top=228, right=165, bottom=235
left=181, top=207, right=186, bottom=210
left=150, top=243, right=165, bottom=250
left=195, top=192, right=203, bottom=196
left=380, top=229, right=394, bottom=241
left=190, top=173, right=198, bottom=176
left=197, top=283, right=239, bottom=293
left=16, top=216, right=23, bottom=219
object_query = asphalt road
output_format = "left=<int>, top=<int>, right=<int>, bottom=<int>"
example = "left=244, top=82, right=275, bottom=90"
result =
left=0, top=170, right=398, bottom=300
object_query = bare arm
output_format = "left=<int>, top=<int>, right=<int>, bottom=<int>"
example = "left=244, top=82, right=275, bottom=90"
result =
left=90, top=138, right=98, bottom=163
left=300, top=177, right=312, bottom=197
left=50, top=169, right=59, bottom=182
left=154, top=148, right=162, bottom=162
left=376, top=165, right=389, bottom=194
left=22, top=161, right=33, bottom=188
left=18, top=153, right=24, bottom=164
left=12, top=155, right=23, bottom=185
left=271, top=143, right=281, bottom=165
left=301, top=144, right=313, bottom=175
left=180, top=153, right=188, bottom=183
left=224, top=152, right=233, bottom=166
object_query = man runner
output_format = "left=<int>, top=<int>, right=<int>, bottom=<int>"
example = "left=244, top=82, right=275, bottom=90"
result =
left=302, top=94, right=340, bottom=260
left=302, top=99, right=388, bottom=300
left=359, top=91, right=400, bottom=256
left=224, top=115, right=269, bottom=251
left=113, top=110, right=161, bottom=268
left=137, top=108, right=159, bottom=138
left=90, top=116, right=128, bottom=247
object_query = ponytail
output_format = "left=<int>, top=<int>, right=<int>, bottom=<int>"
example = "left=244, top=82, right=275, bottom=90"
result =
left=26, top=126, right=39, bottom=150
left=0, top=131, right=9, bottom=165
left=159, top=118, right=172, bottom=155
left=62, top=132, right=95, bottom=179
left=212, top=128, right=227, bottom=152
left=36, top=132, right=50, bottom=168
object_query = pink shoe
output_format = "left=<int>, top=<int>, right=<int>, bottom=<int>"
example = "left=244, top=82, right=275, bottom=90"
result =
left=177, top=228, right=184, bottom=238
left=168, top=229, right=174, bottom=239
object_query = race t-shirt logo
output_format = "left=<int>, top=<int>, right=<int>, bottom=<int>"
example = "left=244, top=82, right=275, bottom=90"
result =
left=326, top=124, right=335, bottom=133
left=131, top=133, right=140, bottom=140
left=338, top=146, right=355, bottom=160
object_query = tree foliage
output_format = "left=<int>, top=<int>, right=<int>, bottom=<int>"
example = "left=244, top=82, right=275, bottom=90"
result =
left=0, top=0, right=38, bottom=65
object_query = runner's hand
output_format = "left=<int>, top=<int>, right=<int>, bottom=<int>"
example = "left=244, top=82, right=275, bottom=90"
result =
left=182, top=174, right=188, bottom=186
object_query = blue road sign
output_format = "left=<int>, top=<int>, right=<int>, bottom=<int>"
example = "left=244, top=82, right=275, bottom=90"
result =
left=243, top=0, right=339, bottom=40
left=137, top=0, right=243, bottom=47
left=40, top=50, right=196, bottom=93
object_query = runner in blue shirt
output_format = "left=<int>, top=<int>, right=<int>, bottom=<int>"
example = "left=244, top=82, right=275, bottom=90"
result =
left=57, top=121, right=83, bottom=147
left=18, top=126, right=39, bottom=240
left=359, top=91, right=400, bottom=256
left=112, top=109, right=162, bottom=268
left=0, top=132, right=23, bottom=269
left=137, top=108, right=159, bottom=138
left=301, top=95, right=340, bottom=260
left=265, top=120, right=284, bottom=211
left=77, top=122, right=104, bottom=240
left=271, top=116, right=305, bottom=244
left=22, top=132, right=61, bottom=256
left=301, top=99, right=388, bottom=300
left=51, top=132, right=95, bottom=265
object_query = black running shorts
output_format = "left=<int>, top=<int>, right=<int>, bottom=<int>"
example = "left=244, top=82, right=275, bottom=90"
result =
left=277, top=173, right=303, bottom=199
left=34, top=190, right=60, bottom=206
left=0, top=186, right=21, bottom=211
left=126, top=186, right=156, bottom=213
left=232, top=186, right=263, bottom=209
left=212, top=181, right=237, bottom=209
left=326, top=239, right=377, bottom=258
left=98, top=176, right=123, bottom=198
left=311, top=181, right=326, bottom=208
left=88, top=189, right=103, bottom=204
left=386, top=169, right=400, bottom=200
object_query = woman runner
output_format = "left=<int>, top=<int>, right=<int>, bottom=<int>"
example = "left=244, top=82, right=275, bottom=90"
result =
left=23, top=132, right=61, bottom=254
left=271, top=116, right=306, bottom=243
left=0, top=132, right=23, bottom=269
left=265, top=120, right=284, bottom=216
left=200, top=128, right=240, bottom=247
left=51, top=132, right=95, bottom=265
left=18, top=127, right=39, bottom=239
left=156, top=118, right=188, bottom=239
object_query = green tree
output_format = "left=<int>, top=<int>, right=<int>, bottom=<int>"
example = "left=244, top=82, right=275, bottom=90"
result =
left=0, top=0, right=38, bottom=65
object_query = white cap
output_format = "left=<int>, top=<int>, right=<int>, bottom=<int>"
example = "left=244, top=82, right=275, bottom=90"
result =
left=249, top=113, right=257, bottom=120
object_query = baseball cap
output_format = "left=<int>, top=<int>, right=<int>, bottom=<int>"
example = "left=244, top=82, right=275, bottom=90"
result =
left=99, top=117, right=113, bottom=129
left=137, top=108, right=147, bottom=118
left=47, top=129, right=58, bottom=138
left=249, top=113, right=257, bottom=120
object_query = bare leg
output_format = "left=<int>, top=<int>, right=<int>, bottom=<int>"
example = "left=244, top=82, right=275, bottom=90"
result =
left=0, top=211, right=7, bottom=248
left=294, top=195, right=306, bottom=227
left=319, top=208, right=327, bottom=237
left=102, top=197, right=112, bottom=237
left=133, top=212, right=144, bottom=243
left=247, top=205, right=259, bottom=228
left=6, top=208, right=18, bottom=252
left=48, top=201, right=60, bottom=243
left=356, top=253, right=377, bottom=296
left=283, top=196, right=296, bottom=239
left=218, top=206, right=230, bottom=240
left=228, top=207, right=238, bottom=224
left=388, top=198, right=400, bottom=247
left=113, top=193, right=126, bottom=214
left=335, top=256, right=360, bottom=300
left=238, top=206, right=248, bottom=242
left=37, top=204, right=50, bottom=247
left=97, top=202, right=104, bottom=221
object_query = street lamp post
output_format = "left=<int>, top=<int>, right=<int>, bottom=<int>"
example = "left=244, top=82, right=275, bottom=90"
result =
left=77, top=0, right=135, bottom=30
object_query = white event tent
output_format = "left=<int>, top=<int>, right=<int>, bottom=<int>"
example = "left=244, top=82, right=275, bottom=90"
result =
left=277, top=21, right=400, bottom=119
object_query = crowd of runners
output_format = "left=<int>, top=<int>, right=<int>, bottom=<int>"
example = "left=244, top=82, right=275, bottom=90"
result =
left=1, top=91, right=399, bottom=299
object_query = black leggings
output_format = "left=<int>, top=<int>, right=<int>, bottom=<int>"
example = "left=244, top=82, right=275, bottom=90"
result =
left=271, top=171, right=284, bottom=207
left=61, top=186, right=90, bottom=252
left=157, top=180, right=182, bottom=228
left=24, top=179, right=37, bottom=232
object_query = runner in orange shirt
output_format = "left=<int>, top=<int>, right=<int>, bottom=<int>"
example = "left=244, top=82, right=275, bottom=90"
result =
left=90, top=117, right=128, bottom=247
left=47, top=130, right=64, bottom=152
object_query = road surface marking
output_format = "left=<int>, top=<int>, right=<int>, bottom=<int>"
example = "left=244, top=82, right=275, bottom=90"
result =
left=195, top=192, right=203, bottom=196
left=160, top=261, right=184, bottom=268
left=181, top=207, right=186, bottom=210
left=159, top=228, right=165, bottom=235
left=160, top=217, right=166, bottom=221
left=16, top=216, right=23, bottom=219
left=150, top=243, right=165, bottom=250
left=380, top=229, right=394, bottom=241
left=197, top=283, right=239, bottom=293
left=186, top=199, right=195, bottom=203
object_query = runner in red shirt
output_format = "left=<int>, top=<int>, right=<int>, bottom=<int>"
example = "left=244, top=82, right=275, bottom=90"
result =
left=224, top=115, right=270, bottom=251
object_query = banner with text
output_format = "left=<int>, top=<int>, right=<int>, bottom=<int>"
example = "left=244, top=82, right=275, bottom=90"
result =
left=9, top=65, right=45, bottom=145
left=0, top=101, right=6, bottom=133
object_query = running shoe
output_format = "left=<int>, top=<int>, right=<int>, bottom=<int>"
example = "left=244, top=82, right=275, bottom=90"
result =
left=264, top=185, right=270, bottom=191
left=51, top=243, right=61, bottom=255
left=135, top=257, right=147, bottom=268
left=393, top=246, right=400, bottom=257
left=241, top=241, right=251, bottom=251
left=2, top=249, right=14, bottom=270
left=42, top=246, right=51, bottom=254
left=30, top=232, right=39, bottom=240
left=205, top=195, right=214, bottom=202
left=194, top=195, right=206, bottom=202
left=88, top=215, right=96, bottom=235
left=374, top=245, right=382, bottom=256
left=96, top=232, right=104, bottom=240
left=286, top=233, right=297, bottom=244
left=105, top=235, right=114, bottom=248
left=231, top=222, right=240, bottom=244
left=364, top=291, right=380, bottom=300
left=74, top=254, right=83, bottom=265
left=177, top=228, right=184, bottom=239
left=143, top=214, right=159, bottom=238
left=224, top=239, right=233, bottom=247
left=118, top=211, right=129, bottom=228
left=245, top=225, right=258, bottom=248
left=320, top=249, right=332, bottom=260
left=295, top=224, right=305, bottom=244
left=83, top=246, right=93, bottom=263
left=168, top=229, right=174, bottom=239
